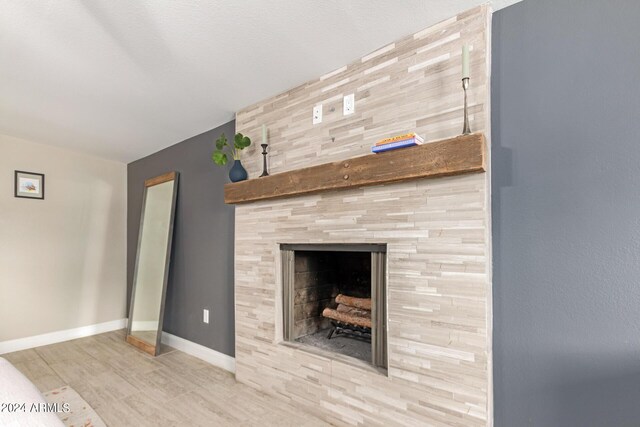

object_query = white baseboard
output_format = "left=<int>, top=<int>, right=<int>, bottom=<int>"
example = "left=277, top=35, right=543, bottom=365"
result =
left=161, top=332, right=235, bottom=374
left=0, top=318, right=128, bottom=355
left=0, top=321, right=236, bottom=375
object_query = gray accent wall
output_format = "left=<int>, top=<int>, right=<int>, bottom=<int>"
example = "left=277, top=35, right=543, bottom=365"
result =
left=127, top=120, right=235, bottom=356
left=492, top=0, right=640, bottom=425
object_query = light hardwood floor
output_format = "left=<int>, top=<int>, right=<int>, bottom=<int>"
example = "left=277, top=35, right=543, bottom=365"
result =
left=3, top=330, right=330, bottom=427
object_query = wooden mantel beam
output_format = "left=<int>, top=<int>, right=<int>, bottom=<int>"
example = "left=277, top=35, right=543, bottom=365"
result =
left=224, top=133, right=486, bottom=205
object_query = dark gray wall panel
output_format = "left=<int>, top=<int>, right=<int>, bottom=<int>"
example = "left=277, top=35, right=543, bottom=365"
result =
left=492, top=0, right=640, bottom=425
left=128, top=120, right=235, bottom=356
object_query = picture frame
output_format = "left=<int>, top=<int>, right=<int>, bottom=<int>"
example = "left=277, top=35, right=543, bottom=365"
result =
left=14, top=170, right=45, bottom=200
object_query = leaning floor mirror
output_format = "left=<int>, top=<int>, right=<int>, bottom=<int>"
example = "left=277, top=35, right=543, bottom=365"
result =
left=126, top=172, right=179, bottom=356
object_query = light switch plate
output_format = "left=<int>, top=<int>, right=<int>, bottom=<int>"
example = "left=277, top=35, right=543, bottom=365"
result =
left=343, top=94, right=355, bottom=115
left=313, top=104, right=323, bottom=124
left=203, top=309, right=209, bottom=324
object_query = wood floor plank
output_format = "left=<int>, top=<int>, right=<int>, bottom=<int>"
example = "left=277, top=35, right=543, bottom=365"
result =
left=94, top=397, right=150, bottom=427
left=34, top=340, right=94, bottom=364
left=1, top=348, right=40, bottom=364
left=48, top=357, right=112, bottom=385
left=12, top=357, right=66, bottom=392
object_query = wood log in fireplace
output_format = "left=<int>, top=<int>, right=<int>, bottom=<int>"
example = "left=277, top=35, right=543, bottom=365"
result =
left=322, top=308, right=372, bottom=329
left=335, top=294, right=372, bottom=311
left=322, top=294, right=373, bottom=329
left=336, top=303, right=371, bottom=319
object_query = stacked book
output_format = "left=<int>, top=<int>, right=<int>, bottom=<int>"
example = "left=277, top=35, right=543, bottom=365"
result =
left=371, top=132, right=424, bottom=153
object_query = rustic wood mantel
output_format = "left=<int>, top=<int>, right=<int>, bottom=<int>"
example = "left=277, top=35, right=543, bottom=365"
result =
left=224, top=133, right=486, bottom=205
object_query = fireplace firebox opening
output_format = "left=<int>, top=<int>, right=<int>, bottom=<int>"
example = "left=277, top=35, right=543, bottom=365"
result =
left=281, top=244, right=387, bottom=369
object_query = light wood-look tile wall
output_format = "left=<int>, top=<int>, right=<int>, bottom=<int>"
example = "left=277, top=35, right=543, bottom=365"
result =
left=234, top=6, right=492, bottom=426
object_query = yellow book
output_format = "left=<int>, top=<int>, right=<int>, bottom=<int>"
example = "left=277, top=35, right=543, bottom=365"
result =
left=376, top=133, right=423, bottom=146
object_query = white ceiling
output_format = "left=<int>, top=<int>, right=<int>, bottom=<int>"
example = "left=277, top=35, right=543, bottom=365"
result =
left=0, top=0, right=521, bottom=162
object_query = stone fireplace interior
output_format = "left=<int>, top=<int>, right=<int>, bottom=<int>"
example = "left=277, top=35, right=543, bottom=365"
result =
left=281, top=244, right=387, bottom=368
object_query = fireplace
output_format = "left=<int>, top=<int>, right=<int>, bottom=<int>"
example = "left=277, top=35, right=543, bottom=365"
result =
left=231, top=6, right=491, bottom=425
left=281, top=244, right=387, bottom=369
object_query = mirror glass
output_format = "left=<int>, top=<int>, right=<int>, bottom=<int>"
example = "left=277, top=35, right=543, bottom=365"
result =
left=127, top=172, right=178, bottom=356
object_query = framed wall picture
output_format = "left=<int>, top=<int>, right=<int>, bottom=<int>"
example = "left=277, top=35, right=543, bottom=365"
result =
left=14, top=171, right=45, bottom=200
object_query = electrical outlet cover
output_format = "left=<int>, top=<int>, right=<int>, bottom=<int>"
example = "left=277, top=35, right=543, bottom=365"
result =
left=313, top=104, right=322, bottom=124
left=343, top=94, right=355, bottom=115
left=203, top=309, right=209, bottom=324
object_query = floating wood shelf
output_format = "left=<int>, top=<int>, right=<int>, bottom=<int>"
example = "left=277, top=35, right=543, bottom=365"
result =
left=224, top=133, right=486, bottom=205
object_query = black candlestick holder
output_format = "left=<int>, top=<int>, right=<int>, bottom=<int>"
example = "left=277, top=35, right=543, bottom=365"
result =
left=260, top=143, right=269, bottom=177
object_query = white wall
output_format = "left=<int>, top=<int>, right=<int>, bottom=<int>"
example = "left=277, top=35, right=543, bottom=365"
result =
left=0, top=134, right=127, bottom=342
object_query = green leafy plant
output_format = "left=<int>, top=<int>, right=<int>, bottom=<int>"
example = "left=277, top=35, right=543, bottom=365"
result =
left=211, top=132, right=252, bottom=166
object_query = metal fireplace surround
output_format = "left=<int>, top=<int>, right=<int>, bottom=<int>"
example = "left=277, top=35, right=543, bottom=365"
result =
left=281, top=243, right=388, bottom=369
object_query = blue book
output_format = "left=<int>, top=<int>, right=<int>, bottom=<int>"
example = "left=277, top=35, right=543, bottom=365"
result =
left=371, top=138, right=419, bottom=153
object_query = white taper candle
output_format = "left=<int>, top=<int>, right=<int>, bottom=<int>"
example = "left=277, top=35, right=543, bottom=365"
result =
left=462, top=44, right=470, bottom=79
